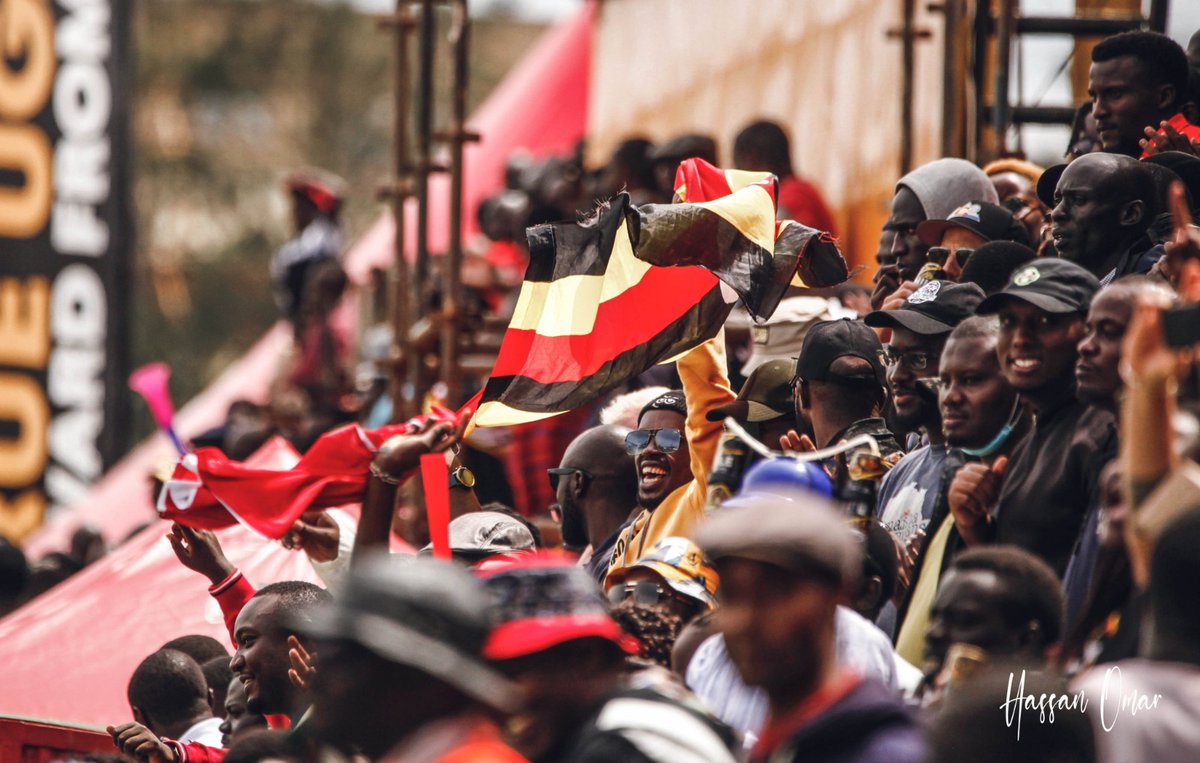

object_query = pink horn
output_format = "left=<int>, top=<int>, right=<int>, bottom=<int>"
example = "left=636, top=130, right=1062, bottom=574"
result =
left=129, top=362, right=187, bottom=455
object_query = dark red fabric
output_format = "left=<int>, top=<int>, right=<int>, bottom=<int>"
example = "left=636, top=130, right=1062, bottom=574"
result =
left=504, top=404, right=596, bottom=516
left=778, top=175, right=838, bottom=237
left=161, top=423, right=417, bottom=539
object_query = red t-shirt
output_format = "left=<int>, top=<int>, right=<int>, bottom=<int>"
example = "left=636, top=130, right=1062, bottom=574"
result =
left=778, top=175, right=838, bottom=236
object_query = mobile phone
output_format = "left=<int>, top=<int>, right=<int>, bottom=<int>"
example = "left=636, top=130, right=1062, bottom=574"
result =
left=1162, top=304, right=1200, bottom=348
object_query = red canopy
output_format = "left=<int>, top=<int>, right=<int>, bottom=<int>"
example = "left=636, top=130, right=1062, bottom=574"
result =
left=0, top=521, right=322, bottom=727
left=23, top=5, right=593, bottom=559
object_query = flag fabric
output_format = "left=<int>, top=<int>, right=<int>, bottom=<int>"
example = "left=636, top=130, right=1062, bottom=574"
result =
left=159, top=423, right=410, bottom=539
left=672, top=159, right=847, bottom=288
left=472, top=158, right=846, bottom=428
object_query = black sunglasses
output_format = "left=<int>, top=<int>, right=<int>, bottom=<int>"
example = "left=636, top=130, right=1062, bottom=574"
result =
left=624, top=428, right=683, bottom=455
left=547, top=466, right=593, bottom=493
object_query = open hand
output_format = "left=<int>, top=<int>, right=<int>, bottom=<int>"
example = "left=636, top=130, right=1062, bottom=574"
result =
left=1140, top=121, right=1200, bottom=157
left=779, top=429, right=816, bottom=454
left=166, top=522, right=234, bottom=585
left=287, top=635, right=316, bottom=689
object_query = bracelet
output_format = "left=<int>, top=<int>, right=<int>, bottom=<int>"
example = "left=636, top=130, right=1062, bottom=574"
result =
left=369, top=461, right=405, bottom=486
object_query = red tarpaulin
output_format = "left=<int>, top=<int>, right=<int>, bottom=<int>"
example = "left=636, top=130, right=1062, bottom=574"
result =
left=0, top=520, right=324, bottom=728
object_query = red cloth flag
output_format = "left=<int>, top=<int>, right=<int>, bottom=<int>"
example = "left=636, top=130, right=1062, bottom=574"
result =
left=159, top=421, right=437, bottom=539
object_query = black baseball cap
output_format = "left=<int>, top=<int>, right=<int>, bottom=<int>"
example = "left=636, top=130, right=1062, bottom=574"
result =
left=1036, top=164, right=1068, bottom=208
left=1144, top=151, right=1200, bottom=211
left=976, top=258, right=1100, bottom=315
left=795, top=319, right=886, bottom=386
left=864, top=280, right=985, bottom=336
left=916, top=200, right=1027, bottom=246
left=707, top=359, right=794, bottom=423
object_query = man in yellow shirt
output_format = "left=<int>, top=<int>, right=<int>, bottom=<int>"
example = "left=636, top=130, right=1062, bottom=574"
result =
left=607, top=332, right=734, bottom=576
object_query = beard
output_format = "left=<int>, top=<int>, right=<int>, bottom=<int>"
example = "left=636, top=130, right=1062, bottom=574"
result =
left=559, top=501, right=589, bottom=549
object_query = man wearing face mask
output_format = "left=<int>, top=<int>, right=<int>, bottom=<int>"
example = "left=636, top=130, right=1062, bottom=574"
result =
left=893, top=316, right=1031, bottom=666
left=949, top=260, right=1114, bottom=576
left=549, top=425, right=640, bottom=583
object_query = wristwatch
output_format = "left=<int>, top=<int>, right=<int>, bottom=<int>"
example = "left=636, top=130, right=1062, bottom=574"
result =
left=449, top=466, right=476, bottom=490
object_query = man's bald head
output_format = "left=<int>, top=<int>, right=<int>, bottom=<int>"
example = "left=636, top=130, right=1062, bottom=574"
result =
left=562, top=424, right=632, bottom=474
left=1049, top=153, right=1155, bottom=273
left=555, top=425, right=638, bottom=549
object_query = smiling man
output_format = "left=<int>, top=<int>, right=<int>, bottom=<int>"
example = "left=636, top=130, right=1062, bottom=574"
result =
left=1037, top=153, right=1157, bottom=282
left=949, top=259, right=1115, bottom=575
left=865, top=281, right=984, bottom=541
left=229, top=581, right=331, bottom=730
left=607, top=332, right=735, bottom=577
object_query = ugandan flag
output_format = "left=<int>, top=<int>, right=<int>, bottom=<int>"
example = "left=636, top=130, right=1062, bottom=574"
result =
left=471, top=158, right=846, bottom=427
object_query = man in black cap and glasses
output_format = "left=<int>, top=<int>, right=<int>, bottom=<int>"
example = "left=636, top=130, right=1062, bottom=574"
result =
left=948, top=259, right=1116, bottom=575
left=864, top=281, right=984, bottom=542
left=296, top=554, right=527, bottom=762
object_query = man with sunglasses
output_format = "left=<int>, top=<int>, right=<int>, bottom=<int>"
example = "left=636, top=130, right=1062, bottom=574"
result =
left=871, top=158, right=998, bottom=310
left=914, top=200, right=1030, bottom=282
left=864, top=281, right=984, bottom=545
left=606, top=335, right=736, bottom=577
left=949, top=259, right=1115, bottom=576
left=548, top=425, right=639, bottom=583
left=604, top=536, right=718, bottom=625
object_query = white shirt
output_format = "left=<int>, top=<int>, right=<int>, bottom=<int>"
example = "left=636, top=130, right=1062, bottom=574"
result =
left=178, top=716, right=224, bottom=747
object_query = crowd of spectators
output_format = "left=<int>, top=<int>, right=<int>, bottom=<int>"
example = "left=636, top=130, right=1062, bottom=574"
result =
left=10, top=26, right=1200, bottom=763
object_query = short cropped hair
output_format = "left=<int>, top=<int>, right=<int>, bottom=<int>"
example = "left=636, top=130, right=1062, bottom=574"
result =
left=161, top=634, right=229, bottom=664
left=733, top=120, right=792, bottom=173
left=253, top=580, right=332, bottom=629
left=1092, top=31, right=1190, bottom=110
left=947, top=315, right=1000, bottom=345
left=202, top=655, right=234, bottom=695
left=948, top=546, right=1065, bottom=644
left=127, top=649, right=207, bottom=728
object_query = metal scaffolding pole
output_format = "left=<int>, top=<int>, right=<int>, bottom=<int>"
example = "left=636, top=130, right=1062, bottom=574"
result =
left=439, top=0, right=474, bottom=405
left=380, top=1, right=416, bottom=421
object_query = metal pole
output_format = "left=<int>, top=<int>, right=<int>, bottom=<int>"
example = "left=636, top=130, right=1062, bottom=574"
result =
left=899, top=0, right=916, bottom=175
left=382, top=1, right=415, bottom=421
left=409, top=0, right=436, bottom=409
left=938, top=0, right=963, bottom=158
left=993, top=0, right=1014, bottom=157
left=441, top=0, right=469, bottom=404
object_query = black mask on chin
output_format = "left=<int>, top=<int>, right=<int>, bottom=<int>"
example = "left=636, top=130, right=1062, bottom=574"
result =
left=559, top=500, right=589, bottom=549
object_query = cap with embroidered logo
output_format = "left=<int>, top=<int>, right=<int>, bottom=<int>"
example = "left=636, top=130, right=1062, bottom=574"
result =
left=976, top=258, right=1100, bottom=315
left=864, top=280, right=985, bottom=336
left=916, top=200, right=1029, bottom=246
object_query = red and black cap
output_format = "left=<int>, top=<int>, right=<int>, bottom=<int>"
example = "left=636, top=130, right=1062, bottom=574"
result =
left=476, top=553, right=640, bottom=661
